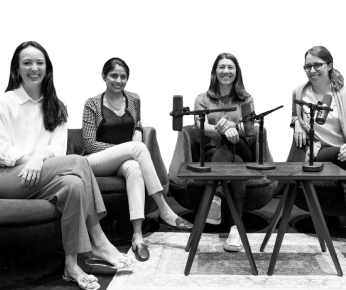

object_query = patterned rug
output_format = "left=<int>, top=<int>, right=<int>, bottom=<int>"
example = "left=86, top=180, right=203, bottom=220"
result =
left=107, top=232, right=346, bottom=290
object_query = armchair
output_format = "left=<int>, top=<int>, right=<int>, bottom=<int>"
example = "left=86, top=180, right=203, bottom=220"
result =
left=168, top=125, right=278, bottom=230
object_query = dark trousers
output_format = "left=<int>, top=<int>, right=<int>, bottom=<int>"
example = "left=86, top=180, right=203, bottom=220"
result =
left=205, top=135, right=257, bottom=226
left=315, top=146, right=346, bottom=171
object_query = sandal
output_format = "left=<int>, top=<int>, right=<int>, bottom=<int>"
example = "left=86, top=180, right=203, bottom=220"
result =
left=62, top=274, right=100, bottom=290
left=86, top=253, right=135, bottom=269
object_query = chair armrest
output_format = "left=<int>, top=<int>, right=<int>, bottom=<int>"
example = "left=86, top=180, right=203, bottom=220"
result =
left=143, top=127, right=169, bottom=196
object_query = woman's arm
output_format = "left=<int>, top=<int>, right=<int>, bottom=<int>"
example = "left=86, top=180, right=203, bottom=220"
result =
left=82, top=102, right=115, bottom=154
left=132, top=96, right=143, bottom=142
left=291, top=90, right=306, bottom=147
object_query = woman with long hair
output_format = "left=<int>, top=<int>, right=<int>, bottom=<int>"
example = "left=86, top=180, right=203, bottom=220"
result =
left=292, top=46, right=346, bottom=171
left=194, top=52, right=256, bottom=252
left=82, top=57, right=193, bottom=262
left=0, top=41, right=133, bottom=290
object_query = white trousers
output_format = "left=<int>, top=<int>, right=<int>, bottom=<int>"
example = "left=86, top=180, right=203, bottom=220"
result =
left=87, top=141, right=163, bottom=220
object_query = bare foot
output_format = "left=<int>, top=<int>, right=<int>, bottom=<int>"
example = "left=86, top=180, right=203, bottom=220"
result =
left=91, top=240, right=123, bottom=265
left=159, top=209, right=178, bottom=226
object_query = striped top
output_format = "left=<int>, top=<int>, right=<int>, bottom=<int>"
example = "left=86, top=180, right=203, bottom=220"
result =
left=82, top=90, right=143, bottom=155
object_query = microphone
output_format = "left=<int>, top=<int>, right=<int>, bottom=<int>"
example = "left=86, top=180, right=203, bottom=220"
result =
left=240, top=103, right=255, bottom=136
left=172, top=95, right=183, bottom=131
left=316, top=94, right=332, bottom=125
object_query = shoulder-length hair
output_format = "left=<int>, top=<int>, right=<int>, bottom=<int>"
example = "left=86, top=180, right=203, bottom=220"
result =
left=102, top=57, right=130, bottom=79
left=305, top=46, right=344, bottom=90
left=207, top=52, right=251, bottom=101
left=5, top=41, right=67, bottom=132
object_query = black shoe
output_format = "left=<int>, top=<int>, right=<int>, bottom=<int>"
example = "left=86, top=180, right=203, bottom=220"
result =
left=131, top=240, right=150, bottom=262
left=159, top=216, right=193, bottom=231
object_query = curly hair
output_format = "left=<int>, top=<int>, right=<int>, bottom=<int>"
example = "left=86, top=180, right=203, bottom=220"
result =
left=207, top=53, right=251, bottom=101
left=5, top=41, right=68, bottom=132
left=305, top=46, right=344, bottom=90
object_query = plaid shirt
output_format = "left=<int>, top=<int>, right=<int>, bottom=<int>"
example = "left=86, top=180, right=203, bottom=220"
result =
left=82, top=90, right=143, bottom=155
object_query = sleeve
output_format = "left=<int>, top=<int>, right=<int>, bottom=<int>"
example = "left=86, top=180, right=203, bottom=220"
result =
left=46, top=121, right=68, bottom=157
left=290, top=89, right=298, bottom=128
left=82, top=101, right=114, bottom=154
left=0, top=106, right=24, bottom=167
left=134, top=96, right=143, bottom=133
left=194, top=93, right=208, bottom=110
left=247, top=96, right=255, bottom=112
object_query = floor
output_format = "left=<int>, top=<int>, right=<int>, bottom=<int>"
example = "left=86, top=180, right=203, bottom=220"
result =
left=1, top=195, right=345, bottom=290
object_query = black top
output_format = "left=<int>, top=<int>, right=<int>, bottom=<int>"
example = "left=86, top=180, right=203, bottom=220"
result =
left=96, top=105, right=134, bottom=145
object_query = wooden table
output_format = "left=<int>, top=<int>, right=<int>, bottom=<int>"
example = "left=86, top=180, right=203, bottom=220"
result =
left=258, top=162, right=346, bottom=276
left=178, top=162, right=346, bottom=276
left=178, top=162, right=266, bottom=276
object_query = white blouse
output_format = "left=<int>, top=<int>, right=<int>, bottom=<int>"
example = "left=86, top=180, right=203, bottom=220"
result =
left=0, top=86, right=67, bottom=167
left=302, top=85, right=346, bottom=147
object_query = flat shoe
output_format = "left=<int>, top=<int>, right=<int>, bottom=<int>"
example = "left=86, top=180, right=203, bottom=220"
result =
left=132, top=240, right=150, bottom=261
left=86, top=253, right=134, bottom=269
left=62, top=274, right=100, bottom=290
left=159, top=216, right=193, bottom=231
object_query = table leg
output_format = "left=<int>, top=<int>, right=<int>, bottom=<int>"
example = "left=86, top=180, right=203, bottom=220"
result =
left=185, top=181, right=217, bottom=252
left=184, top=180, right=217, bottom=276
left=267, top=182, right=298, bottom=276
left=221, top=181, right=258, bottom=276
left=299, top=181, right=326, bottom=252
left=301, top=181, right=343, bottom=277
left=260, top=182, right=290, bottom=252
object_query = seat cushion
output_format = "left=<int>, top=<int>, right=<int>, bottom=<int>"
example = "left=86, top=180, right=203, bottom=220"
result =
left=96, top=176, right=126, bottom=194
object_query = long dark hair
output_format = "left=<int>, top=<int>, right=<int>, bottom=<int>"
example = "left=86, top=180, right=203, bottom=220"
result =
left=305, top=46, right=344, bottom=90
left=5, top=41, right=67, bottom=132
left=102, top=57, right=130, bottom=79
left=207, top=53, right=251, bottom=101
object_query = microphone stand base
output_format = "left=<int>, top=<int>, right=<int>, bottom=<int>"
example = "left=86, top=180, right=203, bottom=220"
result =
left=302, top=163, right=324, bottom=172
left=246, top=163, right=276, bottom=170
left=186, top=165, right=211, bottom=173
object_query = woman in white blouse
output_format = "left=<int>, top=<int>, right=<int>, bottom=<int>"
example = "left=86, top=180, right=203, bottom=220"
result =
left=0, top=41, right=133, bottom=290
left=292, top=46, right=346, bottom=171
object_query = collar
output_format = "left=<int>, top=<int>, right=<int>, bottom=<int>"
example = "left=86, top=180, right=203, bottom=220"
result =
left=13, top=85, right=43, bottom=105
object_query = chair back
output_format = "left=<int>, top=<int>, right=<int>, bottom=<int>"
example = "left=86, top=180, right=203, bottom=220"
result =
left=67, top=129, right=84, bottom=155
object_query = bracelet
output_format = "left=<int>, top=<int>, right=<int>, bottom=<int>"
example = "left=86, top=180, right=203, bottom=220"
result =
left=134, top=126, right=143, bottom=134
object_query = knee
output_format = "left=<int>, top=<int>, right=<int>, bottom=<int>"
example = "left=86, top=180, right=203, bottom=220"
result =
left=60, top=175, right=86, bottom=202
left=122, top=160, right=142, bottom=177
left=131, top=141, right=149, bottom=156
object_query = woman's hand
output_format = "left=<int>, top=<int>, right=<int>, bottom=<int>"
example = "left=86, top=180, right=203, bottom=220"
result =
left=132, top=130, right=142, bottom=142
left=294, top=120, right=307, bottom=148
left=224, top=127, right=239, bottom=144
left=18, top=156, right=44, bottom=187
left=338, top=144, right=346, bottom=162
left=214, top=118, right=236, bottom=135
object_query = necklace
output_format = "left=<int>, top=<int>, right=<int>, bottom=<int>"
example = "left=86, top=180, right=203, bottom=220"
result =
left=106, top=95, right=123, bottom=110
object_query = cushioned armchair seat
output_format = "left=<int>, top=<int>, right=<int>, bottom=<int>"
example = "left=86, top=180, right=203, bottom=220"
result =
left=168, top=125, right=278, bottom=222
left=0, top=127, right=168, bottom=265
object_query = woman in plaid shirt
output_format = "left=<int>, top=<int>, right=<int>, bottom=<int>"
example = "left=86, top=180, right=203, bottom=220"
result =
left=82, top=58, right=192, bottom=262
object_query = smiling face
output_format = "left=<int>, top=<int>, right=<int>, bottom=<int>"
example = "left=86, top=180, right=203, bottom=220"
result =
left=103, top=64, right=128, bottom=93
left=216, top=58, right=237, bottom=87
left=305, top=53, right=332, bottom=85
left=18, top=46, right=46, bottom=89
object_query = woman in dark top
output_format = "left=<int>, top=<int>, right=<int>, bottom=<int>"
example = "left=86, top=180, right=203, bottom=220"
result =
left=194, top=52, right=256, bottom=252
left=82, top=57, right=192, bottom=262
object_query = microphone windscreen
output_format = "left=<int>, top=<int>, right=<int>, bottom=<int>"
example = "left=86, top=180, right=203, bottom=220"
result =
left=172, top=95, right=183, bottom=131
left=322, top=94, right=332, bottom=107
left=241, top=103, right=252, bottom=118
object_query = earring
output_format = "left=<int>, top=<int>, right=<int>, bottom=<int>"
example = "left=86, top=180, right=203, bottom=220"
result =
left=17, top=73, right=21, bottom=78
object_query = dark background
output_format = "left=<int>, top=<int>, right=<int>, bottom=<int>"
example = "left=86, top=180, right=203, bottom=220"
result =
left=0, top=21, right=334, bottom=167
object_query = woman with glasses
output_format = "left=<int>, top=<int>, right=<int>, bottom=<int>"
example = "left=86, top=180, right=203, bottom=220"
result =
left=194, top=52, right=256, bottom=252
left=292, top=46, right=346, bottom=171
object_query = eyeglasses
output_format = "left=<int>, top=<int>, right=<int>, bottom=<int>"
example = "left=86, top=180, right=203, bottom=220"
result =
left=303, top=62, right=327, bottom=72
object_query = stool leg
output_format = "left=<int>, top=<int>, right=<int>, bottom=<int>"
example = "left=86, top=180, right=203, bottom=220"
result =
left=301, top=181, right=343, bottom=277
left=299, top=181, right=326, bottom=252
left=267, top=182, right=298, bottom=276
left=221, top=181, right=258, bottom=276
left=185, top=181, right=217, bottom=252
left=184, top=180, right=217, bottom=275
left=260, top=182, right=290, bottom=252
